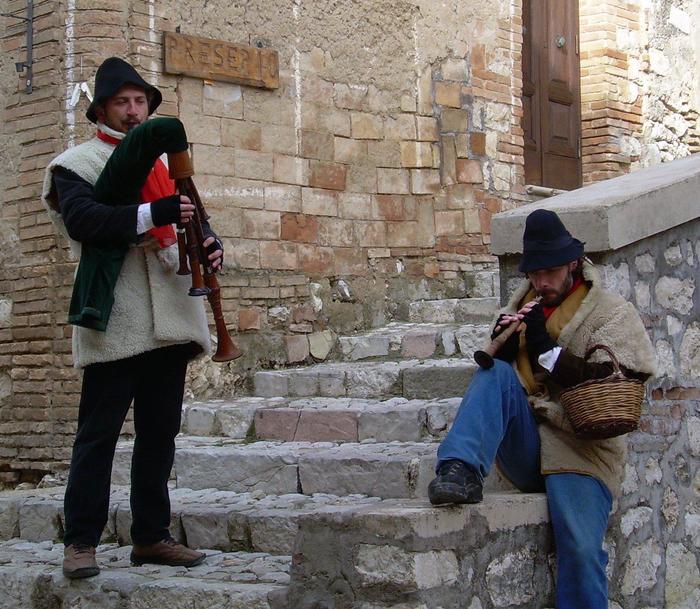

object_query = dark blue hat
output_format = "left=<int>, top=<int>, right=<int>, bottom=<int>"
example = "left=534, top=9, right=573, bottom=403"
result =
left=519, top=209, right=584, bottom=273
left=86, top=57, right=162, bottom=123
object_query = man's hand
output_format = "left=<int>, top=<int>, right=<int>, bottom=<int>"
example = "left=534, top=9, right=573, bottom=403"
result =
left=523, top=304, right=557, bottom=358
left=203, top=235, right=223, bottom=270
left=151, top=194, right=194, bottom=226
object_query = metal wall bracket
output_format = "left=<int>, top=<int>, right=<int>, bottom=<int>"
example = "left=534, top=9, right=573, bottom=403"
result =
left=1, top=0, right=33, bottom=93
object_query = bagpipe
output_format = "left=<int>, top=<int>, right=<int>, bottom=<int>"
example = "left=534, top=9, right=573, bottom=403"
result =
left=70, top=117, right=243, bottom=361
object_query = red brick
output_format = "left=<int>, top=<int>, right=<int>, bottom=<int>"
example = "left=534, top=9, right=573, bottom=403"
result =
left=281, top=213, right=319, bottom=243
left=284, top=334, right=309, bottom=363
left=292, top=305, right=317, bottom=323
left=309, top=161, right=347, bottom=191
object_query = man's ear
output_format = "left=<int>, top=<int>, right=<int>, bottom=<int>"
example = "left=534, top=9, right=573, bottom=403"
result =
left=94, top=104, right=105, bottom=123
left=568, top=260, right=578, bottom=273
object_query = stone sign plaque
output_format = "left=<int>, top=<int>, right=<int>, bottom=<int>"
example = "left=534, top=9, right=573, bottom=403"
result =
left=163, top=32, right=279, bottom=89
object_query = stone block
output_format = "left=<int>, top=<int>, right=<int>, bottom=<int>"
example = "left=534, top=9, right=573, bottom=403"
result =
left=284, top=335, right=309, bottom=363
left=217, top=405, right=259, bottom=438
left=401, top=332, right=438, bottom=359
left=456, top=159, right=483, bottom=184
left=385, top=114, right=416, bottom=140
left=261, top=124, right=297, bottom=155
left=351, top=112, right=383, bottom=139
left=339, top=335, right=391, bottom=360
left=440, top=108, right=468, bottom=132
left=254, top=372, right=290, bottom=397
left=346, top=164, right=378, bottom=193
left=318, top=217, right=355, bottom=247
left=300, top=130, right=335, bottom=160
left=309, top=330, right=336, bottom=360
left=180, top=507, right=233, bottom=551
left=298, top=244, right=335, bottom=274
left=401, top=141, right=434, bottom=168
left=260, top=241, right=298, bottom=270
left=410, top=169, right=441, bottom=194
left=403, top=363, right=476, bottom=399
left=471, top=132, right=486, bottom=155
left=255, top=408, right=301, bottom=441
left=221, top=119, right=261, bottom=150
left=302, top=188, right=338, bottom=216
left=174, top=445, right=301, bottom=493
left=241, top=209, right=280, bottom=240
left=334, top=137, right=368, bottom=164
left=354, top=221, right=387, bottom=247
left=183, top=405, right=218, bottom=436
left=281, top=213, right=319, bottom=243
left=273, top=154, right=310, bottom=186
left=264, top=185, right=302, bottom=212
left=338, top=192, right=373, bottom=220
left=289, top=370, right=320, bottom=397
left=358, top=407, right=425, bottom=442
left=309, top=162, right=347, bottom=191
left=416, top=116, right=440, bottom=141
left=345, top=363, right=401, bottom=398
left=238, top=308, right=263, bottom=331
left=377, top=168, right=410, bottom=194
left=435, top=210, right=465, bottom=236
left=435, top=81, right=462, bottom=108
left=18, top=501, right=62, bottom=542
left=235, top=149, right=273, bottom=181
left=295, top=410, right=359, bottom=442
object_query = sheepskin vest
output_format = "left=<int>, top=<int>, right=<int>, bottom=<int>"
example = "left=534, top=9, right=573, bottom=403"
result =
left=496, top=261, right=657, bottom=494
left=42, top=135, right=211, bottom=368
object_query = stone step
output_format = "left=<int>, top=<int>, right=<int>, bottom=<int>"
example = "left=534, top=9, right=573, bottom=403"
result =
left=182, top=396, right=462, bottom=443
left=334, top=321, right=490, bottom=361
left=407, top=296, right=499, bottom=323
left=288, top=493, right=552, bottom=609
left=253, top=357, right=478, bottom=400
left=0, top=539, right=288, bottom=609
left=0, top=486, right=381, bottom=555
left=111, top=438, right=513, bottom=499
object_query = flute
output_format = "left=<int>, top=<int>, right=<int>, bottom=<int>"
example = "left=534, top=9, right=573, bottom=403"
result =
left=473, top=296, right=542, bottom=369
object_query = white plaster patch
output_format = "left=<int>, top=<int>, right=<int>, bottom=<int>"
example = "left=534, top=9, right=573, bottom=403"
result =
left=486, top=547, right=539, bottom=606
left=635, top=282, right=651, bottom=310
left=620, top=506, right=653, bottom=537
left=665, top=543, right=700, bottom=609
left=655, top=339, right=676, bottom=379
left=648, top=48, right=671, bottom=76
left=669, top=7, right=692, bottom=35
left=621, top=539, right=662, bottom=595
left=666, top=316, right=683, bottom=336
left=688, top=417, right=700, bottom=458
left=0, top=299, right=11, bottom=328
left=685, top=513, right=700, bottom=547
left=635, top=254, right=655, bottom=274
left=622, top=464, right=640, bottom=495
left=655, top=277, right=695, bottom=315
left=662, top=487, right=679, bottom=530
left=645, top=458, right=663, bottom=486
left=664, top=244, right=683, bottom=266
left=680, top=323, right=700, bottom=379
left=599, top=263, right=631, bottom=300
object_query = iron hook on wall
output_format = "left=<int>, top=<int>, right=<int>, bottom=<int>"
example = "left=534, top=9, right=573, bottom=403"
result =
left=1, top=0, right=34, bottom=94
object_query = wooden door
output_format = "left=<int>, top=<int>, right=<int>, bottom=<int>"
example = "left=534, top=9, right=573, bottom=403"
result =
left=522, top=0, right=582, bottom=190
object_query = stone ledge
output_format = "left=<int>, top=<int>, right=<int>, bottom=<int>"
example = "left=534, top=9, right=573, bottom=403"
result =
left=491, top=154, right=700, bottom=254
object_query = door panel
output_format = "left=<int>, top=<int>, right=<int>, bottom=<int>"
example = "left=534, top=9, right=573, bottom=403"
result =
left=522, top=0, right=581, bottom=190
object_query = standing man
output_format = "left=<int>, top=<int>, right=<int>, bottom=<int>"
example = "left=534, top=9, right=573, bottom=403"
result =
left=428, top=209, right=656, bottom=609
left=42, top=57, right=221, bottom=579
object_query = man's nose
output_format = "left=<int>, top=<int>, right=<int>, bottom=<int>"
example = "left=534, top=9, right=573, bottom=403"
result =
left=126, top=102, right=138, bottom=115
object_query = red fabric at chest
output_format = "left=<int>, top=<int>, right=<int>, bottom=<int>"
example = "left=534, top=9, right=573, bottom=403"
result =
left=97, top=129, right=177, bottom=248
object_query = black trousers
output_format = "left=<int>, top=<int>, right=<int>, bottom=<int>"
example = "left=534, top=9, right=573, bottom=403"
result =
left=63, top=344, right=192, bottom=547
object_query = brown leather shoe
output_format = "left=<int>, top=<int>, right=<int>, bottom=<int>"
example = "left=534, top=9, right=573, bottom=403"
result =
left=130, top=537, right=206, bottom=567
left=63, top=543, right=100, bottom=579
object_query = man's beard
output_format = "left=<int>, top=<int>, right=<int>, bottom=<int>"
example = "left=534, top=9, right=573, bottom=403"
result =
left=538, top=272, right=574, bottom=307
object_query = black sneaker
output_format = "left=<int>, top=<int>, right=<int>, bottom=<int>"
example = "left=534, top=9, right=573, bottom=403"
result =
left=428, top=459, right=483, bottom=505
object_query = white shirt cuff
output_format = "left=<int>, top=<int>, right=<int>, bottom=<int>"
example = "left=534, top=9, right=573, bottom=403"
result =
left=137, top=203, right=155, bottom=234
left=538, top=346, right=563, bottom=372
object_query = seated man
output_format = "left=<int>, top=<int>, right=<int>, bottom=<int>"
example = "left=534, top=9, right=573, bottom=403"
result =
left=428, top=209, right=656, bottom=609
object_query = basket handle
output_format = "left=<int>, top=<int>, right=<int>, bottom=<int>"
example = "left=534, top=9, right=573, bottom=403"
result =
left=583, top=344, right=623, bottom=376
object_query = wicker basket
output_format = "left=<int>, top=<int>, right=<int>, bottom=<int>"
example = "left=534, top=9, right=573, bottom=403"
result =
left=559, top=344, right=645, bottom=439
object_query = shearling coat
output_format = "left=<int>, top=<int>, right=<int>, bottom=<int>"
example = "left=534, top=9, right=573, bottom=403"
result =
left=42, top=129, right=211, bottom=368
left=497, top=260, right=657, bottom=494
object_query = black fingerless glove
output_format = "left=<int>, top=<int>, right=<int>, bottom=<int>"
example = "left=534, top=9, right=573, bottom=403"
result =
left=202, top=223, right=224, bottom=267
left=523, top=304, right=557, bottom=358
left=491, top=314, right=520, bottom=363
left=150, top=194, right=181, bottom=227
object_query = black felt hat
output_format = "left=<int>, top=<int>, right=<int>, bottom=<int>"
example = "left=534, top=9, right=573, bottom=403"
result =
left=86, top=57, right=162, bottom=124
left=519, top=209, right=584, bottom=273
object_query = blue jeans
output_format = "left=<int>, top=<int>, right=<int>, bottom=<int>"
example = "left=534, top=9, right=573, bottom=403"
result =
left=437, top=360, right=612, bottom=609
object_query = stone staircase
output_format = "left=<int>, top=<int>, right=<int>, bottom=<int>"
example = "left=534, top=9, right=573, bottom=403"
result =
left=0, top=296, right=557, bottom=609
